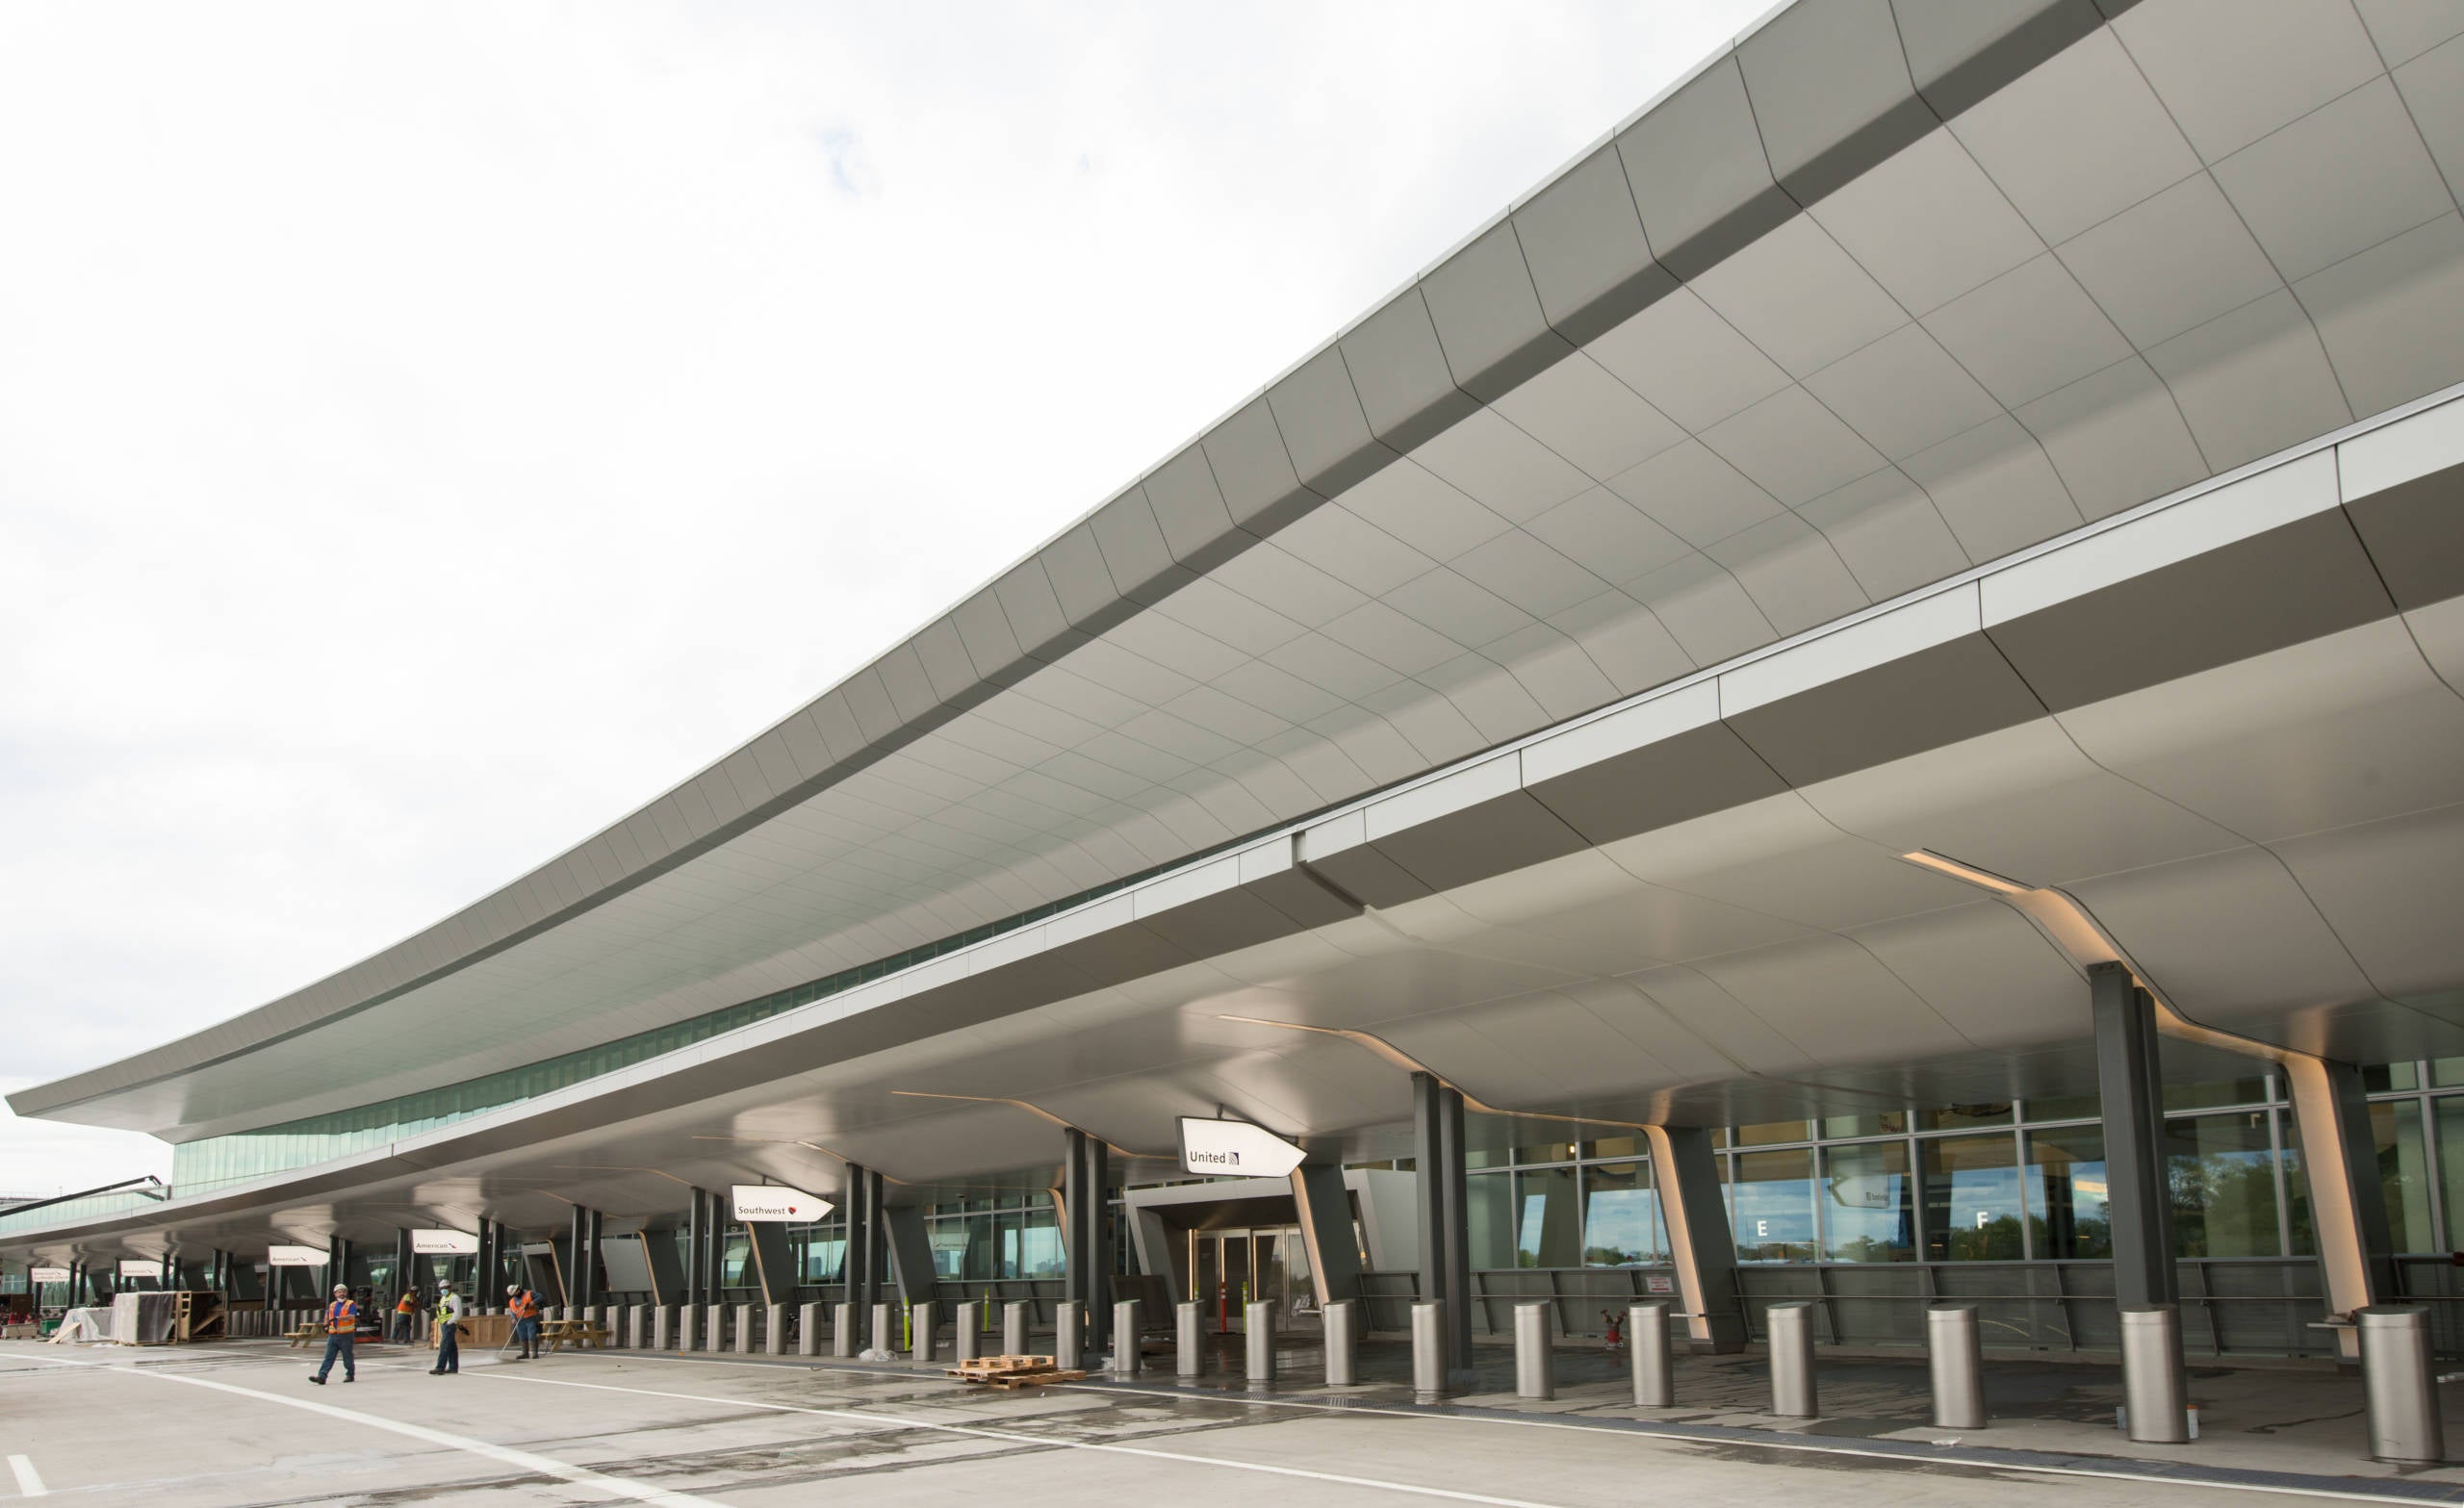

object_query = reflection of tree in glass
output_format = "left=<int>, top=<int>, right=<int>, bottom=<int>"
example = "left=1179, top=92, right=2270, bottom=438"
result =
left=1943, top=1215, right=2024, bottom=1262
left=2169, top=1151, right=2282, bottom=1257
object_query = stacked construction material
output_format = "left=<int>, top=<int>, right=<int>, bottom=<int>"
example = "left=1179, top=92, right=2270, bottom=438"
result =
left=947, top=1354, right=1085, bottom=1391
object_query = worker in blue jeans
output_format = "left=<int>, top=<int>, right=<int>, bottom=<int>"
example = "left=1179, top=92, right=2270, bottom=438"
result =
left=310, top=1284, right=357, bottom=1384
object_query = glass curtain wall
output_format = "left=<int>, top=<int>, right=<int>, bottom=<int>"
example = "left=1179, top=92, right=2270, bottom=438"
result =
left=1401, top=1061, right=2464, bottom=1292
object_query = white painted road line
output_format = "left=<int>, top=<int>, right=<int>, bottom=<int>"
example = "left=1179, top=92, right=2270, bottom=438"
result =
left=7, top=1456, right=44, bottom=1497
left=34, top=1357, right=723, bottom=1507
left=483, top=1369, right=1579, bottom=1508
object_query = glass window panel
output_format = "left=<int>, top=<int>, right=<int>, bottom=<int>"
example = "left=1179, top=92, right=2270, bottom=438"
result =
left=2025, top=1126, right=2110, bottom=1259
left=1582, top=1162, right=1665, bottom=1265
left=1019, top=1210, right=1063, bottom=1279
left=1918, top=1103, right=2013, bottom=1132
left=2025, top=1094, right=2102, bottom=1122
left=2432, top=1059, right=2464, bottom=1089
left=2365, top=1062, right=2421, bottom=1093
left=2167, top=1111, right=2283, bottom=1257
left=1726, top=1149, right=1815, bottom=1263
left=2438, top=1099, right=2464, bottom=1250
left=1585, top=1137, right=1647, bottom=1162
left=1466, top=1172, right=1515, bottom=1268
left=930, top=1220, right=971, bottom=1280
left=1924, top=1135, right=2025, bottom=1260
left=1466, top=1147, right=1512, bottom=1170
left=2164, top=1078, right=2273, bottom=1112
left=1734, top=1120, right=1810, bottom=1147
left=1514, top=1140, right=1578, bottom=1165
left=1821, top=1110, right=1908, bottom=1138
left=1515, top=1167, right=1580, bottom=1267
left=1822, top=1141, right=1914, bottom=1262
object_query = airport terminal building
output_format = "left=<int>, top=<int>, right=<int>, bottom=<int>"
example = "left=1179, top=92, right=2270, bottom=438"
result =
left=11, top=0, right=2464, bottom=1377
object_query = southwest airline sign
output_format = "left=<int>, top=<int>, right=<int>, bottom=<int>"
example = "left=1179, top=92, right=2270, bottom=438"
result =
left=732, top=1185, right=834, bottom=1222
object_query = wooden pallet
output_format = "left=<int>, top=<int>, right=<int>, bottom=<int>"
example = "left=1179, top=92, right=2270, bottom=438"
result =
left=947, top=1353, right=1085, bottom=1390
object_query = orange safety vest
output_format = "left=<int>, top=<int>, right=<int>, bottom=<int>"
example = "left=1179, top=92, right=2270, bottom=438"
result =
left=325, top=1299, right=357, bottom=1335
left=394, top=1294, right=415, bottom=1315
left=509, top=1291, right=537, bottom=1319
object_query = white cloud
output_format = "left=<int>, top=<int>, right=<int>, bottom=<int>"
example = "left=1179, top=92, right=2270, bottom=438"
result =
left=0, top=0, right=1769, bottom=1186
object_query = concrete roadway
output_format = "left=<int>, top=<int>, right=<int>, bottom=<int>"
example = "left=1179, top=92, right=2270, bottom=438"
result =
left=0, top=1340, right=2429, bottom=1506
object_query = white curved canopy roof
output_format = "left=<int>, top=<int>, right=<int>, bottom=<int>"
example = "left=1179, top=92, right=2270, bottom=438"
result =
left=18, top=0, right=2464, bottom=1139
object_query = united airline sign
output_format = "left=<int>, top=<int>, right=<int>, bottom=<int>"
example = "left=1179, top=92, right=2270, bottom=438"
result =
left=1176, top=1116, right=1306, bottom=1178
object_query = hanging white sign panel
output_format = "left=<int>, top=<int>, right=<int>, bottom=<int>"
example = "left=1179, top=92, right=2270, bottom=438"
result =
left=1176, top=1117, right=1306, bottom=1178
left=732, top=1185, right=834, bottom=1222
left=267, top=1244, right=327, bottom=1267
left=116, top=1259, right=163, bottom=1279
left=30, top=1267, right=70, bottom=1285
left=411, top=1229, right=479, bottom=1255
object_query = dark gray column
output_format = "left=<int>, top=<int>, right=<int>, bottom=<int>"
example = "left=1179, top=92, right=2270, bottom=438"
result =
left=1435, top=1083, right=1473, bottom=1384
left=885, top=1205, right=935, bottom=1304
left=1412, top=1073, right=1474, bottom=1387
left=683, top=1193, right=702, bottom=1306
left=2092, top=961, right=2177, bottom=1309
left=843, top=1165, right=872, bottom=1315
left=1290, top=1161, right=1362, bottom=1307
left=1065, top=1129, right=1113, bottom=1351
left=1650, top=1126, right=1747, bottom=1352
left=747, top=1219, right=794, bottom=1306
left=585, top=1209, right=603, bottom=1308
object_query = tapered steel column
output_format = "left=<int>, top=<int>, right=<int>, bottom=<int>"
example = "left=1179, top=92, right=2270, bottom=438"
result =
left=1513, top=1302, right=1553, bottom=1399
left=1630, top=1301, right=1673, bottom=1406
left=2120, top=1306, right=2190, bottom=1444
left=1245, top=1300, right=1275, bottom=1388
left=1768, top=1301, right=1817, bottom=1418
left=1176, top=1300, right=1203, bottom=1378
left=2359, top=1306, right=2444, bottom=1464
left=954, top=1301, right=980, bottom=1363
left=1324, top=1299, right=1358, bottom=1386
left=1927, top=1303, right=1987, bottom=1429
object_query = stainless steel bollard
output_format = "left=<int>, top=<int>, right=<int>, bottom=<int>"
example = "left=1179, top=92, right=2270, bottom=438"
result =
left=2358, top=1305, right=2445, bottom=1464
left=798, top=1301, right=820, bottom=1357
left=734, top=1302, right=755, bottom=1354
left=668, top=1306, right=690, bottom=1351
left=1115, top=1299, right=1142, bottom=1374
left=1056, top=1299, right=1083, bottom=1370
left=870, top=1302, right=894, bottom=1355
left=1411, top=1301, right=1447, bottom=1397
left=1177, top=1300, right=1204, bottom=1378
left=2119, top=1305, right=2189, bottom=1444
left=1927, top=1303, right=1986, bottom=1429
left=765, top=1302, right=786, bottom=1356
left=1245, top=1301, right=1275, bottom=1388
left=911, top=1301, right=937, bottom=1363
left=705, top=1303, right=728, bottom=1353
left=629, top=1305, right=649, bottom=1349
left=955, top=1301, right=981, bottom=1364
left=1630, top=1301, right=1673, bottom=1407
left=1324, top=1299, right=1358, bottom=1387
left=1514, top=1302, right=1554, bottom=1400
left=833, top=1301, right=856, bottom=1358
left=1003, top=1299, right=1030, bottom=1357
left=1767, top=1300, right=1817, bottom=1418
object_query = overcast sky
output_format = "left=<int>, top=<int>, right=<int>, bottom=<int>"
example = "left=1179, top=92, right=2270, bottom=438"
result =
left=0, top=0, right=1770, bottom=1196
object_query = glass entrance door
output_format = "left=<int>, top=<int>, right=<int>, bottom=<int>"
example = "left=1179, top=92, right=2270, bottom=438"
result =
left=1188, top=1226, right=1319, bottom=1333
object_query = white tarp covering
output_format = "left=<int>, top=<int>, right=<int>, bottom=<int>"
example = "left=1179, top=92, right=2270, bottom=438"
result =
left=49, top=1307, right=111, bottom=1344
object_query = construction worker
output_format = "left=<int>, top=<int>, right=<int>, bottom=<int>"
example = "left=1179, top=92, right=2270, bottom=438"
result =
left=309, top=1284, right=357, bottom=1385
left=506, top=1283, right=540, bottom=1360
left=429, top=1287, right=463, bottom=1375
left=392, top=1288, right=418, bottom=1343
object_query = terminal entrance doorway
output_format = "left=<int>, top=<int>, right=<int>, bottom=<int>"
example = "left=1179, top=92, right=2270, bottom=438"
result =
left=1188, top=1225, right=1318, bottom=1333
